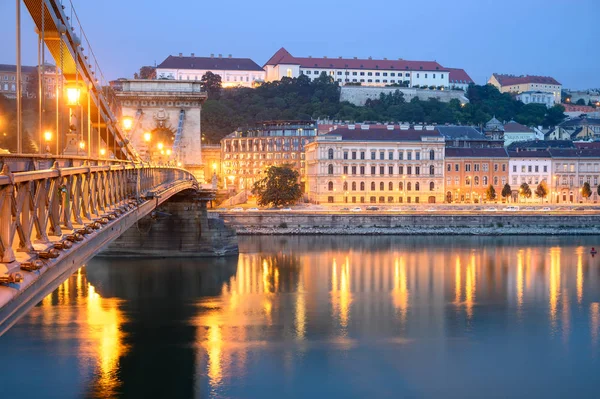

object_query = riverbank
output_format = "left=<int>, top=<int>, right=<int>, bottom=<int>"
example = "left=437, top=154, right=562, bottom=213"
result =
left=218, top=212, right=600, bottom=235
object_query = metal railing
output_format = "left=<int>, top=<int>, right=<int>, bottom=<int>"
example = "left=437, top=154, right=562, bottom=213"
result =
left=0, top=155, right=197, bottom=263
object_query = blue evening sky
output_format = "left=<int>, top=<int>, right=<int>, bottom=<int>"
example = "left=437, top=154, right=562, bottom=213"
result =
left=0, top=0, right=598, bottom=89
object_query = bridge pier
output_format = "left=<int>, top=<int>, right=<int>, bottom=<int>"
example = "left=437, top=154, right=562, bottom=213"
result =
left=102, top=189, right=238, bottom=257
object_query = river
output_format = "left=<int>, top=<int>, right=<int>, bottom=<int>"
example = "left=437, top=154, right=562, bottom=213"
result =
left=0, top=236, right=599, bottom=398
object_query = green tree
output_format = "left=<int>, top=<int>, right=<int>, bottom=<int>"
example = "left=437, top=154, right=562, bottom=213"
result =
left=252, top=164, right=302, bottom=207
left=200, top=71, right=222, bottom=99
left=535, top=181, right=548, bottom=203
left=485, top=184, right=496, bottom=201
left=520, top=183, right=532, bottom=200
left=576, top=98, right=586, bottom=105
left=582, top=182, right=592, bottom=201
left=543, top=104, right=567, bottom=126
left=134, top=66, right=156, bottom=79
left=597, top=184, right=600, bottom=197
left=501, top=183, right=512, bottom=201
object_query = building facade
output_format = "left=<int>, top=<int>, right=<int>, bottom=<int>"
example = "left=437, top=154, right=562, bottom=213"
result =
left=488, top=73, right=562, bottom=104
left=221, top=121, right=317, bottom=191
left=156, top=54, right=265, bottom=88
left=447, top=68, right=474, bottom=91
left=516, top=91, right=555, bottom=108
left=444, top=148, right=509, bottom=203
left=0, top=63, right=58, bottom=99
left=305, top=125, right=445, bottom=204
left=508, top=151, right=552, bottom=202
left=265, top=48, right=463, bottom=89
left=551, top=149, right=600, bottom=203
left=502, top=121, right=538, bottom=146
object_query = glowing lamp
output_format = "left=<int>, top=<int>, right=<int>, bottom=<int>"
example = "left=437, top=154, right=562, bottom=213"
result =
left=100, top=148, right=106, bottom=156
left=166, top=149, right=172, bottom=156
left=143, top=132, right=151, bottom=142
left=44, top=131, right=52, bottom=142
left=212, top=162, right=217, bottom=170
left=177, top=162, right=182, bottom=167
left=79, top=141, right=85, bottom=149
left=122, top=117, right=133, bottom=131
left=157, top=142, right=164, bottom=150
left=65, top=85, right=81, bottom=106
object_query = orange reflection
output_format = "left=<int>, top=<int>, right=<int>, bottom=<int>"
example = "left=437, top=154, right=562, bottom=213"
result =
left=517, top=250, right=524, bottom=310
left=339, top=258, right=351, bottom=331
left=454, top=257, right=461, bottom=305
left=392, top=257, right=409, bottom=323
left=465, top=254, right=476, bottom=319
left=549, top=247, right=561, bottom=328
left=576, top=247, right=583, bottom=304
left=591, top=303, right=600, bottom=350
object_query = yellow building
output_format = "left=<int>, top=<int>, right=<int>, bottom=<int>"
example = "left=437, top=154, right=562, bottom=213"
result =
left=488, top=73, right=561, bottom=104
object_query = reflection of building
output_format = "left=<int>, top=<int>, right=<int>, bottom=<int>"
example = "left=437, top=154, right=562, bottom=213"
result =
left=156, top=53, right=265, bottom=88
left=264, top=47, right=468, bottom=89
left=220, top=121, right=317, bottom=190
left=305, top=125, right=445, bottom=204
left=444, top=147, right=509, bottom=203
left=488, top=73, right=562, bottom=104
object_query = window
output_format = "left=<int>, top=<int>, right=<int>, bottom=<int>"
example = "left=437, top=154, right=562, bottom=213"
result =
left=433, top=74, right=436, bottom=79
left=343, top=166, right=348, bottom=174
left=328, top=182, right=334, bottom=191
left=380, top=152, right=384, bottom=160
left=447, top=164, right=451, bottom=172
left=352, top=151, right=357, bottom=160
left=371, top=166, right=376, bottom=175
left=415, top=182, right=420, bottom=191
left=407, top=182, right=412, bottom=191
left=360, top=182, right=365, bottom=191
left=455, top=164, right=459, bottom=172
left=360, top=166, right=365, bottom=175
left=483, top=176, right=488, bottom=185
left=407, top=152, right=412, bottom=161
left=415, top=166, right=420, bottom=175
left=407, top=166, right=412, bottom=175
left=352, top=182, right=357, bottom=191
left=371, top=151, right=376, bottom=160
left=425, top=73, right=428, bottom=78
left=465, top=164, right=471, bottom=172
left=352, top=72, right=357, bottom=76
left=534, top=165, right=538, bottom=172
left=389, top=151, right=394, bottom=160
left=430, top=165, right=435, bottom=175
left=391, top=73, right=395, bottom=77
left=399, top=165, right=404, bottom=174
left=399, top=151, right=404, bottom=160
left=337, top=71, right=342, bottom=75
left=305, top=71, right=310, bottom=75
left=474, top=176, right=479, bottom=186
left=389, top=182, right=393, bottom=191
left=383, top=73, right=388, bottom=77
left=367, top=72, right=372, bottom=76
left=371, top=182, right=376, bottom=191
left=328, top=196, right=334, bottom=203
left=528, top=166, right=532, bottom=173
left=494, top=176, right=499, bottom=186
left=521, top=165, right=526, bottom=173
left=482, top=163, right=489, bottom=172
left=416, top=152, right=421, bottom=161
left=328, top=164, right=334, bottom=175
left=360, top=72, right=365, bottom=76
left=399, top=182, right=404, bottom=191
left=543, top=165, right=547, bottom=172
left=352, top=166, right=357, bottom=175
left=494, top=164, right=498, bottom=172
left=380, top=166, right=384, bottom=175
left=389, top=166, right=394, bottom=175
left=474, top=164, right=480, bottom=172
left=430, top=182, right=435, bottom=191
left=360, top=151, right=365, bottom=160
left=430, top=150, right=435, bottom=160
left=375, top=72, right=380, bottom=76
left=328, top=148, right=334, bottom=159
left=343, top=181, right=348, bottom=191
left=380, top=182, right=384, bottom=191
left=286, top=69, right=292, bottom=78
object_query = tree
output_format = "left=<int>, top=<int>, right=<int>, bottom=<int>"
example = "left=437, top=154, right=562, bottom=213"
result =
left=485, top=184, right=496, bottom=202
left=576, top=98, right=586, bottom=105
left=543, top=104, right=567, bottom=126
left=252, top=164, right=302, bottom=207
left=582, top=182, right=592, bottom=201
left=501, top=183, right=512, bottom=202
left=535, top=181, right=548, bottom=203
left=200, top=71, right=222, bottom=99
left=520, top=183, right=532, bottom=200
left=597, top=184, right=600, bottom=197
left=134, top=66, right=156, bottom=80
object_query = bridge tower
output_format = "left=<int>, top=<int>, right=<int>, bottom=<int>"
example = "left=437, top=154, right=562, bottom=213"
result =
left=115, top=80, right=208, bottom=182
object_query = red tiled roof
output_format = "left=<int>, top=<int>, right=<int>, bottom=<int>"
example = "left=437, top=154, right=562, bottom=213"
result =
left=445, top=147, right=508, bottom=158
left=562, top=104, right=595, bottom=112
left=503, top=121, right=534, bottom=133
left=324, top=126, right=441, bottom=141
left=493, top=73, right=561, bottom=86
left=447, top=68, right=473, bottom=84
left=264, top=47, right=447, bottom=71
left=157, top=55, right=264, bottom=71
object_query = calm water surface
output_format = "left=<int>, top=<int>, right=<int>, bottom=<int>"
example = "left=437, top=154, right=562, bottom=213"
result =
left=1, top=236, right=600, bottom=398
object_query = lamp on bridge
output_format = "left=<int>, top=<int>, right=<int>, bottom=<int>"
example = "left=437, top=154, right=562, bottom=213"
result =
left=43, top=131, right=52, bottom=154
left=122, top=117, right=133, bottom=133
left=64, top=82, right=84, bottom=156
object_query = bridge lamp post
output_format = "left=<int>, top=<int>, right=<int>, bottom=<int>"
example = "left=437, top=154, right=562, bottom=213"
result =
left=43, top=131, right=52, bottom=154
left=122, top=117, right=133, bottom=133
left=65, top=83, right=82, bottom=156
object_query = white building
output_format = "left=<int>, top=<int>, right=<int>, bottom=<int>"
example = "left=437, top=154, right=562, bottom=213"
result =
left=516, top=91, right=555, bottom=108
left=447, top=68, right=474, bottom=91
left=156, top=53, right=265, bottom=88
left=503, top=121, right=538, bottom=146
left=550, top=147, right=600, bottom=203
left=305, top=125, right=446, bottom=204
left=508, top=151, right=552, bottom=202
left=488, top=73, right=562, bottom=104
left=265, top=47, right=460, bottom=89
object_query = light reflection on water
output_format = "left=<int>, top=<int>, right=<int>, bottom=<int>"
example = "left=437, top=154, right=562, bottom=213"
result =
left=1, top=236, right=600, bottom=398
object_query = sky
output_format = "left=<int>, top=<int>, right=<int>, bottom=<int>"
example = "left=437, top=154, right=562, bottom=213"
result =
left=0, top=0, right=598, bottom=90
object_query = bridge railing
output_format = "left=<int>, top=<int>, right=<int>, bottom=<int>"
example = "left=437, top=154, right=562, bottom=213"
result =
left=0, top=155, right=197, bottom=263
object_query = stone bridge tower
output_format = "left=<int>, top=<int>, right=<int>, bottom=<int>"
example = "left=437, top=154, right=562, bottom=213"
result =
left=115, top=80, right=208, bottom=181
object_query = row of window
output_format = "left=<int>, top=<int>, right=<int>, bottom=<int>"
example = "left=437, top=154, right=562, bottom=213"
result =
left=333, top=164, right=437, bottom=176
left=328, top=181, right=436, bottom=192
left=330, top=149, right=437, bottom=161
left=447, top=163, right=507, bottom=172
left=0, top=84, right=16, bottom=92
left=302, top=71, right=445, bottom=80
left=327, top=196, right=427, bottom=204
left=446, top=176, right=505, bottom=186
left=513, top=165, right=549, bottom=173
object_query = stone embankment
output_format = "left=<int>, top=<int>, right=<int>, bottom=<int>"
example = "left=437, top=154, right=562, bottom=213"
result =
left=218, top=212, right=600, bottom=235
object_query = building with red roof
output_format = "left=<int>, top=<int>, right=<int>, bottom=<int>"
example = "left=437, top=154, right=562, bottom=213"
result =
left=488, top=73, right=562, bottom=104
left=264, top=47, right=471, bottom=90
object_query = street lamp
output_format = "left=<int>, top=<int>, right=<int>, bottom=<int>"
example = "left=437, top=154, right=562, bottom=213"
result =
left=99, top=148, right=106, bottom=157
left=43, top=131, right=52, bottom=153
left=122, top=117, right=133, bottom=132
left=157, top=142, right=164, bottom=151
left=144, top=132, right=151, bottom=142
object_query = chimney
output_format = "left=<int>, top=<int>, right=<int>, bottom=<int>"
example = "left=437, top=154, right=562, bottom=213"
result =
left=308, top=55, right=312, bottom=58
left=191, top=53, right=195, bottom=57
left=324, top=56, right=327, bottom=59
left=384, top=57, right=388, bottom=60
left=210, top=53, right=214, bottom=58
left=368, top=56, right=372, bottom=60
left=178, top=53, right=182, bottom=57
left=228, top=54, right=232, bottom=58
left=353, top=57, right=357, bottom=59
left=338, top=56, right=342, bottom=59
left=218, top=54, right=222, bottom=58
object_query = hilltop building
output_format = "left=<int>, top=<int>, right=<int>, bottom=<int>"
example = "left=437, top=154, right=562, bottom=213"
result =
left=156, top=53, right=265, bottom=88
left=264, top=47, right=472, bottom=90
left=0, top=63, right=58, bottom=99
left=488, top=73, right=561, bottom=104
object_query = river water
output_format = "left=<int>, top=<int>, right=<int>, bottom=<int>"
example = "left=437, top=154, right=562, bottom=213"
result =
left=1, top=236, right=600, bottom=398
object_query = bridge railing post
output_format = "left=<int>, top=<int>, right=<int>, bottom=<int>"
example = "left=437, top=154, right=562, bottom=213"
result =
left=0, top=182, right=16, bottom=263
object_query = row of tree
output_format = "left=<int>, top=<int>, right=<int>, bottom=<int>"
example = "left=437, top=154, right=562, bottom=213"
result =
left=484, top=181, right=597, bottom=203
left=197, top=71, right=567, bottom=143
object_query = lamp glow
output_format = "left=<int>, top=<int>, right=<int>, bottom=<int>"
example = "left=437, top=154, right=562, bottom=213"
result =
left=100, top=148, right=106, bottom=156
left=122, top=117, right=133, bottom=131
left=44, top=131, right=52, bottom=142
left=66, top=86, right=81, bottom=106
left=143, top=132, right=151, bottom=142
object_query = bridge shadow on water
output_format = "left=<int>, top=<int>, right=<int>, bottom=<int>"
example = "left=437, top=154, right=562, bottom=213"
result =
left=84, top=257, right=238, bottom=399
